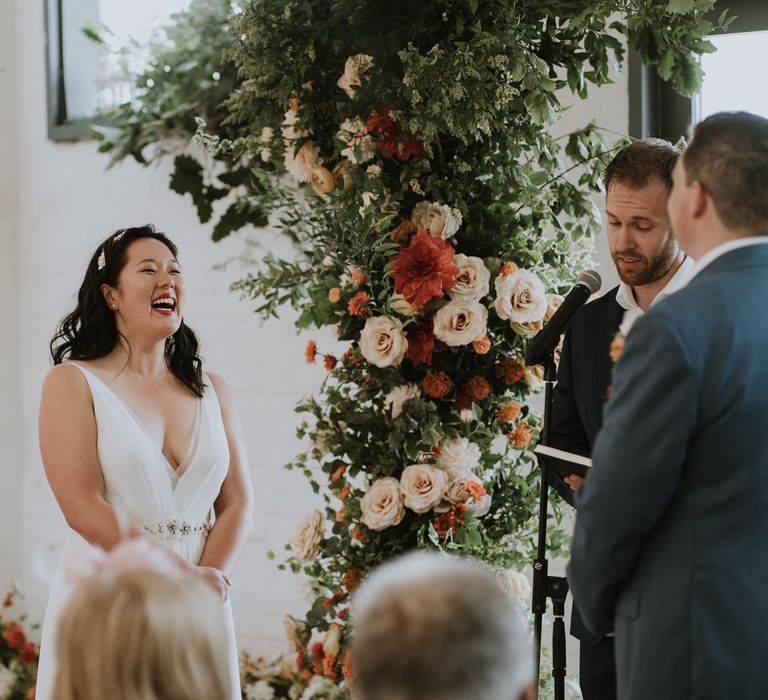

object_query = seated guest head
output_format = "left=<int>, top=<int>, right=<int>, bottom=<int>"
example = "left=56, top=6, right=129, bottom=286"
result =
left=53, top=539, right=232, bottom=700
left=351, top=551, right=533, bottom=700
left=669, top=111, right=768, bottom=258
left=603, top=138, right=682, bottom=288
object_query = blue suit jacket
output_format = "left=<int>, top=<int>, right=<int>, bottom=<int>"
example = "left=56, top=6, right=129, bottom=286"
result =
left=568, top=244, right=768, bottom=700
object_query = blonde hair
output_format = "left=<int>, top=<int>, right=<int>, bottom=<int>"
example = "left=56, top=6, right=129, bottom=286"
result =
left=54, top=568, right=232, bottom=700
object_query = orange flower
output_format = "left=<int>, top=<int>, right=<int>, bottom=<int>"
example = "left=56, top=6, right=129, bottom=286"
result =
left=496, top=357, right=525, bottom=385
left=465, top=480, right=487, bottom=500
left=24, top=688, right=36, bottom=700
left=338, top=483, right=350, bottom=501
left=433, top=503, right=469, bottom=538
left=323, top=652, right=338, bottom=681
left=610, top=333, right=625, bottom=363
left=390, top=231, right=458, bottom=308
left=342, top=652, right=355, bottom=682
left=20, top=642, right=38, bottom=664
left=498, top=262, right=519, bottom=277
left=498, top=400, right=523, bottom=423
left=351, top=268, right=367, bottom=286
left=3, top=623, right=26, bottom=650
left=348, top=291, right=372, bottom=317
left=3, top=593, right=12, bottom=607
left=323, top=354, right=337, bottom=371
left=343, top=567, right=363, bottom=593
left=331, top=465, right=347, bottom=482
left=466, top=376, right=492, bottom=402
left=423, top=370, right=453, bottom=399
left=472, top=336, right=491, bottom=354
left=336, top=507, right=347, bottom=523
left=305, top=340, right=317, bottom=364
left=324, top=592, right=344, bottom=608
left=352, top=525, right=367, bottom=542
left=390, top=219, right=416, bottom=242
left=328, top=287, right=341, bottom=303
left=509, top=423, right=533, bottom=449
left=338, top=606, right=350, bottom=620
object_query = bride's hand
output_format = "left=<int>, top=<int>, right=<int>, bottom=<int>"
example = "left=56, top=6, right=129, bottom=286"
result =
left=195, top=566, right=231, bottom=601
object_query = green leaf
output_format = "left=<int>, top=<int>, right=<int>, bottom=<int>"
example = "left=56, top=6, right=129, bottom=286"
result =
left=667, top=0, right=697, bottom=13
left=169, top=154, right=227, bottom=224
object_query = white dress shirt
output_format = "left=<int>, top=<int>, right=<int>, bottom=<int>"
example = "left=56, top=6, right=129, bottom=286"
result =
left=690, top=237, right=768, bottom=280
left=615, top=255, right=696, bottom=335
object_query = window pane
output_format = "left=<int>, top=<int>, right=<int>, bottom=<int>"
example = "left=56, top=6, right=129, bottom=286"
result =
left=695, top=31, right=768, bottom=123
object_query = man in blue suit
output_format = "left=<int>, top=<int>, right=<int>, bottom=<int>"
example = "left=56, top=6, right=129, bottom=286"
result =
left=568, top=111, right=768, bottom=700
left=550, top=138, right=694, bottom=700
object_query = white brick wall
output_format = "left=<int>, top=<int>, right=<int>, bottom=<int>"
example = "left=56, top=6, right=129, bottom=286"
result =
left=2, top=0, right=627, bottom=674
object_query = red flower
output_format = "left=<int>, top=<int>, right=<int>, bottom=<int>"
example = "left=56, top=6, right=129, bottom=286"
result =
left=305, top=340, right=317, bottom=364
left=323, top=652, right=338, bottom=681
left=3, top=623, right=26, bottom=650
left=323, top=354, right=337, bottom=370
left=433, top=503, right=469, bottom=538
left=348, top=291, right=372, bottom=317
left=423, top=370, right=453, bottom=399
left=342, top=652, right=355, bottom=682
left=367, top=106, right=425, bottom=162
left=366, top=108, right=399, bottom=137
left=406, top=322, right=436, bottom=366
left=331, top=464, right=347, bottom=482
left=390, top=231, right=458, bottom=308
left=324, top=591, right=344, bottom=608
left=19, top=642, right=38, bottom=664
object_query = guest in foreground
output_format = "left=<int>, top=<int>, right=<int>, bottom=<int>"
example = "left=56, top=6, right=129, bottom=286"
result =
left=352, top=551, right=534, bottom=700
left=568, top=111, right=768, bottom=700
left=550, top=137, right=692, bottom=700
left=37, top=225, right=253, bottom=699
left=54, top=538, right=232, bottom=700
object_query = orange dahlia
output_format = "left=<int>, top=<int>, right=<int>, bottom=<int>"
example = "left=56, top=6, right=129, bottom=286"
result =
left=423, top=370, right=453, bottom=399
left=509, top=423, right=533, bottom=449
left=495, top=357, right=526, bottom=385
left=305, top=340, right=317, bottom=364
left=351, top=267, right=367, bottom=286
left=348, top=291, right=372, bottom=317
left=466, top=376, right=492, bottom=402
left=498, top=400, right=523, bottom=423
left=390, top=231, right=458, bottom=308
left=323, top=354, right=337, bottom=370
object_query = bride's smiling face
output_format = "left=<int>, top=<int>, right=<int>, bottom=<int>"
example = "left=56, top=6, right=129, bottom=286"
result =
left=102, top=238, right=185, bottom=340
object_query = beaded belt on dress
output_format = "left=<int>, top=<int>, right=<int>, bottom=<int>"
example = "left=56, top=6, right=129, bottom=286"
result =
left=142, top=519, right=211, bottom=540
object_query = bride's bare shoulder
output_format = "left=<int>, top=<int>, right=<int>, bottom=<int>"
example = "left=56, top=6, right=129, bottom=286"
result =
left=41, top=362, right=91, bottom=400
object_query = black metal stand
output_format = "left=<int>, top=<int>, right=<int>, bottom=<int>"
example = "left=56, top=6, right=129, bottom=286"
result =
left=532, top=359, right=570, bottom=700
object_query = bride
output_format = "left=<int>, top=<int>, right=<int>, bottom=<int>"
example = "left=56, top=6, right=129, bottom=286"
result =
left=36, top=225, right=253, bottom=699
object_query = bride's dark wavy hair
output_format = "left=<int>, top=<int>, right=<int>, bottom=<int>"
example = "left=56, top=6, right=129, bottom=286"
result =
left=50, top=224, right=206, bottom=397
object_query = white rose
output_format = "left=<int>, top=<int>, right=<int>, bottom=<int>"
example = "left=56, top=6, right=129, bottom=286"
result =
left=284, top=141, right=321, bottom=183
left=411, top=201, right=462, bottom=239
left=360, top=477, right=405, bottom=530
left=448, top=254, right=491, bottom=301
left=337, top=53, right=374, bottom=98
left=359, top=316, right=408, bottom=368
left=390, top=292, right=417, bottom=317
left=494, top=269, right=547, bottom=324
left=400, top=464, right=448, bottom=513
left=384, top=384, right=420, bottom=419
left=290, top=510, right=325, bottom=561
left=338, top=117, right=376, bottom=164
left=323, top=623, right=343, bottom=658
left=435, top=437, right=482, bottom=476
left=432, top=299, right=488, bottom=347
left=510, top=319, right=543, bottom=338
left=524, top=364, right=545, bottom=392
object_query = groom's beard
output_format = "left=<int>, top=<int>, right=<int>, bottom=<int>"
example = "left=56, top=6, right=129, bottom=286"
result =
left=612, top=233, right=678, bottom=287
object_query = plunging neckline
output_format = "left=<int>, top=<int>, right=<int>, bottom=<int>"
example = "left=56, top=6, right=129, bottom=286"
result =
left=72, top=363, right=203, bottom=481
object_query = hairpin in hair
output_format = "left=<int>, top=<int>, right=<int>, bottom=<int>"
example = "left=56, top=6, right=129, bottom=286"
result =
left=97, top=250, right=106, bottom=271
left=113, top=229, right=126, bottom=242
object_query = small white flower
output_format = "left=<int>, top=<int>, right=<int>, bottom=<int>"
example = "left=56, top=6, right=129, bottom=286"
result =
left=0, top=663, right=16, bottom=700
left=460, top=408, right=474, bottom=423
left=524, top=364, right=545, bottom=392
left=245, top=680, right=276, bottom=700
left=338, top=117, right=376, bottom=164
left=384, top=384, right=420, bottom=419
left=260, top=126, right=274, bottom=143
left=337, top=54, right=374, bottom=98
left=435, top=438, right=482, bottom=476
left=409, top=178, right=425, bottom=195
left=284, top=141, right=322, bottom=183
left=366, top=164, right=382, bottom=176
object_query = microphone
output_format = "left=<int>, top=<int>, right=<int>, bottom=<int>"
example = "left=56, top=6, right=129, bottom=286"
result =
left=524, top=269, right=602, bottom=366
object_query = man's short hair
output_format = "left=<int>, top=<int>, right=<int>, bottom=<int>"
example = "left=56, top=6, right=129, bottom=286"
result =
left=604, top=138, right=681, bottom=192
left=683, top=111, right=768, bottom=236
left=352, top=552, right=530, bottom=700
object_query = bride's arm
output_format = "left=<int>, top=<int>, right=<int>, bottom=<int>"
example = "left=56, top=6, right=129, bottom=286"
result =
left=39, top=364, right=145, bottom=550
left=196, top=372, right=254, bottom=579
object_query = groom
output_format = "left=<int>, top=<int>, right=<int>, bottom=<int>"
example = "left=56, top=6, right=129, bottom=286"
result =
left=568, top=111, right=768, bottom=699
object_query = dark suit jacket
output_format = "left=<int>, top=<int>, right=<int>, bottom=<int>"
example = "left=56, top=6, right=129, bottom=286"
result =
left=549, top=286, right=624, bottom=643
left=568, top=245, right=768, bottom=700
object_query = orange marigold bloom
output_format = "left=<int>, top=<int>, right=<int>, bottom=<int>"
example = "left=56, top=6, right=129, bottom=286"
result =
left=343, top=568, right=363, bottom=593
left=342, top=652, right=355, bottom=682
left=323, top=652, right=338, bottom=681
left=390, top=219, right=416, bottom=242
left=351, top=268, right=367, bottom=286
left=472, top=336, right=491, bottom=354
left=509, top=423, right=533, bottom=449
left=423, top=370, right=453, bottom=399
left=390, top=231, right=458, bottom=308
left=348, top=291, right=372, bottom=317
left=331, top=465, right=347, bottom=482
left=338, top=483, right=350, bottom=501
left=323, top=354, right=337, bottom=371
left=498, top=400, right=523, bottom=423
left=498, top=262, right=519, bottom=277
left=328, top=287, right=342, bottom=303
left=305, top=340, right=317, bottom=364
left=466, top=375, right=492, bottom=402
left=465, top=480, right=487, bottom=500
left=496, top=357, right=526, bottom=385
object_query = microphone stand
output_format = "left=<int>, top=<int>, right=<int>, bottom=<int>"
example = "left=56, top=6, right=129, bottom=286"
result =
left=532, top=356, right=569, bottom=700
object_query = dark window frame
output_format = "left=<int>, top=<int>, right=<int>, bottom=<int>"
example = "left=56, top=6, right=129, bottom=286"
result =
left=628, top=0, right=768, bottom=141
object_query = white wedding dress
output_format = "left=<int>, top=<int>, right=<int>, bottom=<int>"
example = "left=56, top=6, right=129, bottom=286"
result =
left=35, top=363, right=241, bottom=700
